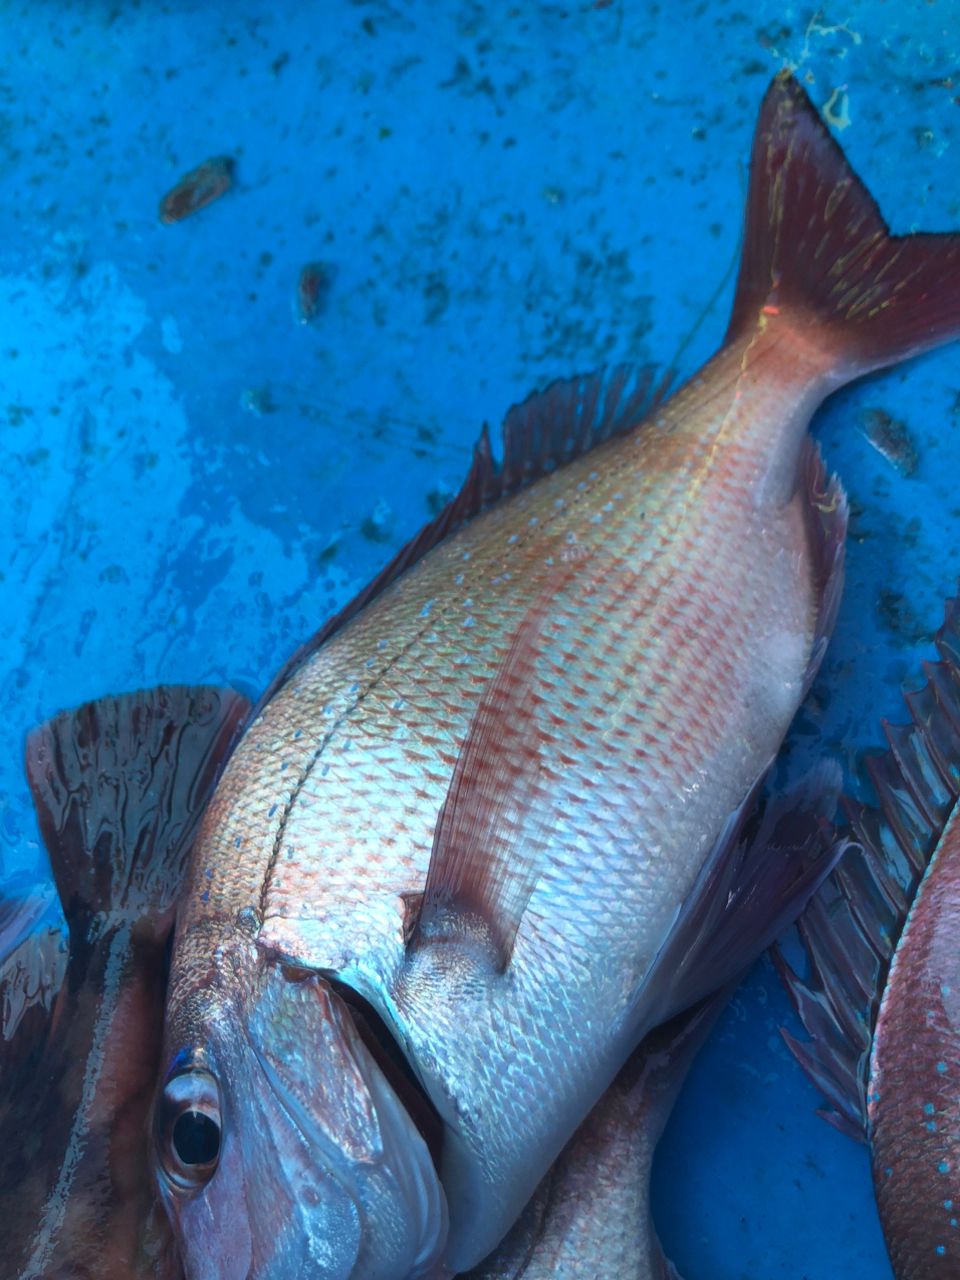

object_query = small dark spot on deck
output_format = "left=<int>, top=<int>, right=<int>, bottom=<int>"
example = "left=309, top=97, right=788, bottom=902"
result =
left=860, top=407, right=919, bottom=477
left=426, top=486, right=453, bottom=515
left=756, top=22, right=791, bottom=48
left=423, top=274, right=449, bottom=323
left=877, top=588, right=929, bottom=645
left=7, top=403, right=32, bottom=425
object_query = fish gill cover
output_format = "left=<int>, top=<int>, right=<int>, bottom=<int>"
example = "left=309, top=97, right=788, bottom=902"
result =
left=1, top=3, right=959, bottom=1278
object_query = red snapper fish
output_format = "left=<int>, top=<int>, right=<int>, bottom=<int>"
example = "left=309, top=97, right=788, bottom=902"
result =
left=151, top=72, right=960, bottom=1277
left=778, top=595, right=960, bottom=1278
left=0, top=686, right=248, bottom=1280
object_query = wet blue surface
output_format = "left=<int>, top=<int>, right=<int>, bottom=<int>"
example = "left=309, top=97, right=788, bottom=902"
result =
left=2, top=3, right=960, bottom=1276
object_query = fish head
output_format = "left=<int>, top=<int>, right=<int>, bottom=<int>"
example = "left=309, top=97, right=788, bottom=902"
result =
left=154, top=939, right=448, bottom=1280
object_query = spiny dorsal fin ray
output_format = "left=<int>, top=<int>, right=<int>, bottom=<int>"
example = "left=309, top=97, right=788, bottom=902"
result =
left=261, top=363, right=671, bottom=705
left=774, top=592, right=960, bottom=1140
left=0, top=884, right=65, bottom=1049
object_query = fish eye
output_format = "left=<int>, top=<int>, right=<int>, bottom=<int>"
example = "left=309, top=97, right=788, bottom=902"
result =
left=156, top=1068, right=222, bottom=1191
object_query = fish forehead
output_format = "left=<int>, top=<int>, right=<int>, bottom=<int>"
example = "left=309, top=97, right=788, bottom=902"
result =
left=175, top=337, right=819, bottom=971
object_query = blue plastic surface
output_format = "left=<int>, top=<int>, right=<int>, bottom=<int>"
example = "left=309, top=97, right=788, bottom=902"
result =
left=3, top=4, right=960, bottom=1276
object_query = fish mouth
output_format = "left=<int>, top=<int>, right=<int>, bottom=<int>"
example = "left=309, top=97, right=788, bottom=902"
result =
left=327, top=976, right=445, bottom=1173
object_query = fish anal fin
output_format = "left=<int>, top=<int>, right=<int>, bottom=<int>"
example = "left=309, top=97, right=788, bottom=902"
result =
left=26, top=685, right=250, bottom=933
left=727, top=71, right=960, bottom=375
left=262, top=363, right=670, bottom=702
left=408, top=592, right=561, bottom=972
left=636, top=764, right=844, bottom=1028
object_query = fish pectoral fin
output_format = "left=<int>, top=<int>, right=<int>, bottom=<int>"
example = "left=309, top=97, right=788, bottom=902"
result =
left=632, top=763, right=846, bottom=1029
left=407, top=593, right=560, bottom=973
left=25, top=684, right=250, bottom=932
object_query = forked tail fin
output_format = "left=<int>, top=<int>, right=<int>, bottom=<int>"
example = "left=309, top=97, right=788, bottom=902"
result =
left=727, top=71, right=960, bottom=377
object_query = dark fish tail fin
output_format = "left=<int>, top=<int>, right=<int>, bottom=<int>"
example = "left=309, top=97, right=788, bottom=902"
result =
left=25, top=685, right=250, bottom=933
left=727, top=71, right=960, bottom=376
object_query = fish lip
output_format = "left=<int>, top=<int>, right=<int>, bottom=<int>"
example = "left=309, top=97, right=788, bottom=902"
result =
left=242, top=989, right=448, bottom=1280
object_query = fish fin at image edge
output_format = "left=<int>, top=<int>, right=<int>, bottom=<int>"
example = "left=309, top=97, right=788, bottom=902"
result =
left=728, top=70, right=960, bottom=377
left=773, top=595, right=960, bottom=1140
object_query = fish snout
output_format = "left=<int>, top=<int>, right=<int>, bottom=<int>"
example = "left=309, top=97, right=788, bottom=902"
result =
left=155, top=964, right=448, bottom=1278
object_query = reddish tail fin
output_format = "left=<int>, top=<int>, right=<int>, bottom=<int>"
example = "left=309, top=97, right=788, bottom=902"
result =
left=727, top=71, right=960, bottom=375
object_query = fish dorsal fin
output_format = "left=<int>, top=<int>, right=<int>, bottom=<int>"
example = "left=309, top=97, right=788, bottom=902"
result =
left=408, top=590, right=561, bottom=971
left=261, top=364, right=669, bottom=703
left=26, top=685, right=250, bottom=932
left=774, top=594, right=960, bottom=1140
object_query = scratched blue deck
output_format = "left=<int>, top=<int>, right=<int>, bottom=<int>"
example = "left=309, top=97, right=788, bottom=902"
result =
left=3, top=4, right=960, bottom=1277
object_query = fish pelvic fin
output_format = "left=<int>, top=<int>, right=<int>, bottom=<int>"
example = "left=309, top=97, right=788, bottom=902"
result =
left=25, top=685, right=250, bottom=935
left=635, top=763, right=845, bottom=1029
left=726, top=70, right=960, bottom=377
left=773, top=593, right=960, bottom=1141
left=408, top=593, right=561, bottom=972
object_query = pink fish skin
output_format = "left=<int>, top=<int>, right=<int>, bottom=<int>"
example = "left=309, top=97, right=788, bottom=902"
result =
left=869, top=805, right=960, bottom=1273
left=0, top=686, right=248, bottom=1280
left=155, top=72, right=960, bottom=1277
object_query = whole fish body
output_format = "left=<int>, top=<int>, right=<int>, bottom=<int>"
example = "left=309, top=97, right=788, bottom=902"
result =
left=778, top=595, right=960, bottom=1278
left=155, top=73, right=960, bottom=1278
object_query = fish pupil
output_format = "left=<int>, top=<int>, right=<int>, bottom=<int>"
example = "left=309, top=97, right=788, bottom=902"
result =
left=173, top=1109, right=220, bottom=1166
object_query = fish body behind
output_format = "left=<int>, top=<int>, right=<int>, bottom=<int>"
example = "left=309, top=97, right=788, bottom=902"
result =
left=157, top=73, right=960, bottom=1277
left=0, top=686, right=248, bottom=1280
left=870, top=802, right=960, bottom=1274
left=780, top=596, right=960, bottom=1277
